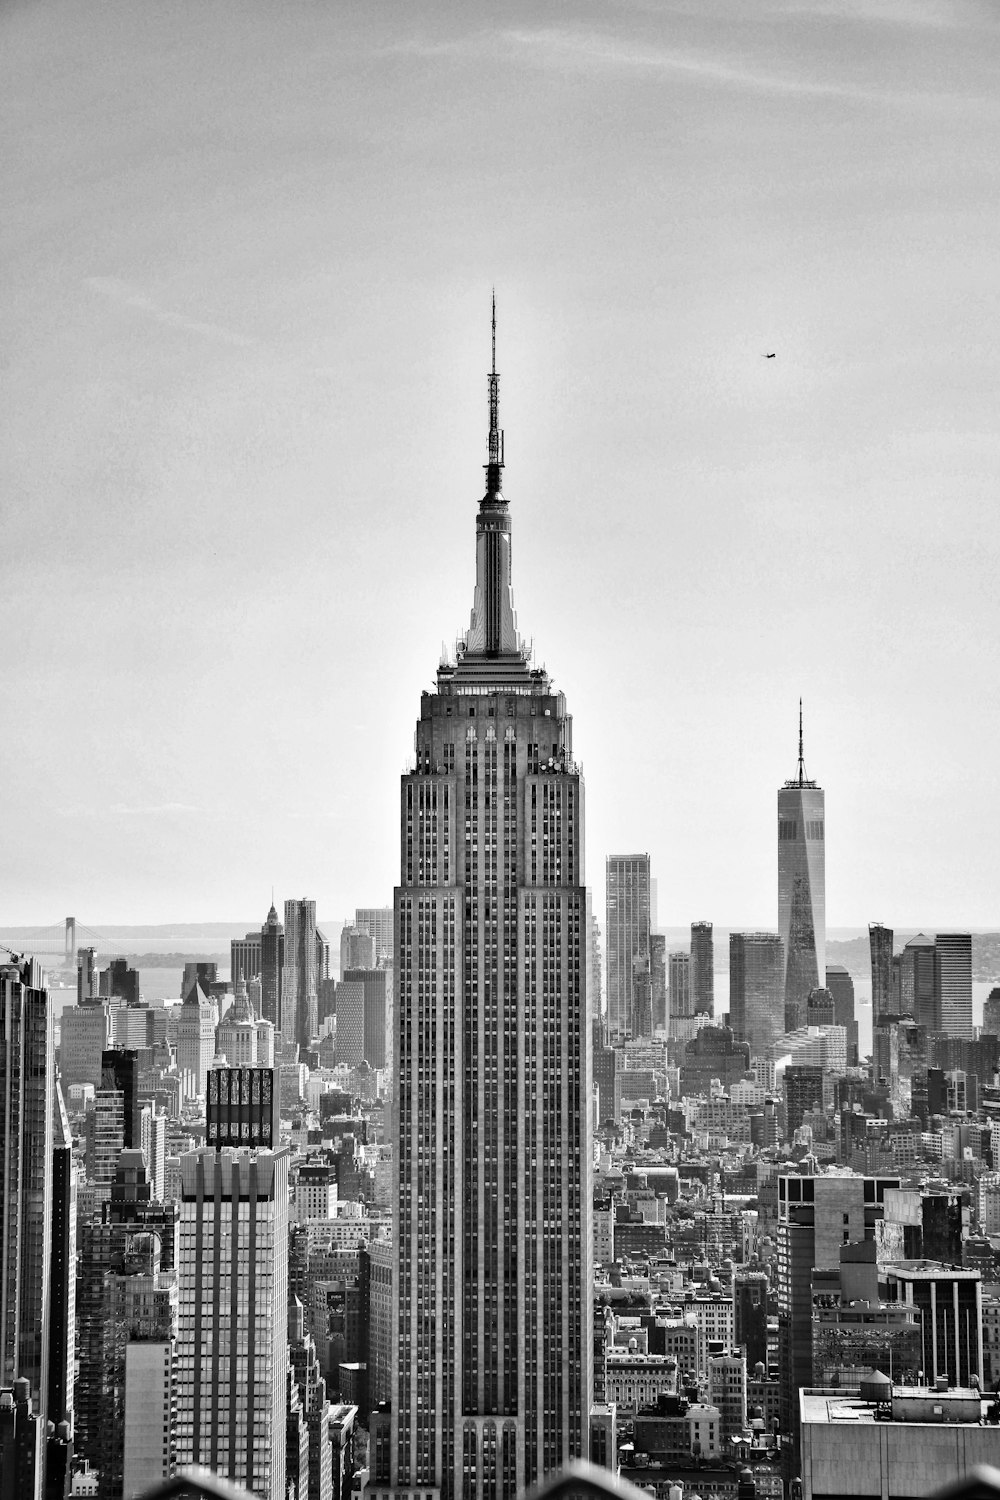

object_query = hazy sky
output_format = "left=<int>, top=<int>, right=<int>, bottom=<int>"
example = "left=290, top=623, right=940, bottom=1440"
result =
left=2, top=0, right=998, bottom=929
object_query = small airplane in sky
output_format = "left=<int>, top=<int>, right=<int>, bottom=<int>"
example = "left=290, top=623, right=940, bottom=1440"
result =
left=763, top=352, right=776, bottom=358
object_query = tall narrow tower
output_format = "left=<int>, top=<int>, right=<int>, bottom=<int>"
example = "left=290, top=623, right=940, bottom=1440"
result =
left=379, top=308, right=591, bottom=1500
left=0, top=954, right=54, bottom=1497
left=605, top=854, right=651, bottom=1041
left=777, top=702, right=825, bottom=1032
left=283, top=897, right=318, bottom=1051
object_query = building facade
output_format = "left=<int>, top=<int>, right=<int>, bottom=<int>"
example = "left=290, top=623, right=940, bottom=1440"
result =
left=175, top=1148, right=290, bottom=1500
left=377, top=322, right=591, bottom=1500
left=231, top=930, right=263, bottom=987
left=690, top=921, right=714, bottom=1017
left=668, top=951, right=691, bottom=1023
left=356, top=908, right=394, bottom=961
left=777, top=1174, right=899, bottom=1465
left=0, top=955, right=54, bottom=1494
left=729, top=933, right=784, bottom=1059
left=935, top=932, right=973, bottom=1039
left=606, top=854, right=651, bottom=1042
left=284, top=899, right=319, bottom=1052
left=869, top=923, right=894, bottom=1022
left=259, top=903, right=284, bottom=1033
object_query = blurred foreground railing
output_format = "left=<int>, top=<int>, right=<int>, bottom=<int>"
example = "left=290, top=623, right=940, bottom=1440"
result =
left=139, top=1458, right=1000, bottom=1500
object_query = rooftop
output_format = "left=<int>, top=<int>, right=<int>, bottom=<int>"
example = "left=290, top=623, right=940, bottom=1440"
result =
left=801, top=1387, right=992, bottom=1426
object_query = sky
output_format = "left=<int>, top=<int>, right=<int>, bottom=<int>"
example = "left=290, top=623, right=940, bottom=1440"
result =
left=2, top=0, right=999, bottom=929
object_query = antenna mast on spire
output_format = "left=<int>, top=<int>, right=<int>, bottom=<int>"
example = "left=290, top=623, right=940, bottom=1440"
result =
left=798, top=697, right=806, bottom=786
left=486, top=290, right=504, bottom=492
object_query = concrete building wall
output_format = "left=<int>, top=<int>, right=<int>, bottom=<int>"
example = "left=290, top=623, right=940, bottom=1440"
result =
left=122, top=1341, right=172, bottom=1500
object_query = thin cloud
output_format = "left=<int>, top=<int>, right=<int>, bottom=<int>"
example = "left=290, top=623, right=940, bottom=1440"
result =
left=390, top=22, right=992, bottom=105
left=86, top=278, right=255, bottom=348
left=775, top=0, right=986, bottom=28
left=109, top=803, right=203, bottom=816
left=51, top=802, right=203, bottom=819
left=390, top=26, right=895, bottom=101
left=611, top=0, right=987, bottom=27
left=504, top=25, right=897, bottom=99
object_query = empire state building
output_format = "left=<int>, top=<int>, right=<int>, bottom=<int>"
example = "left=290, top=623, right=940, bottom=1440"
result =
left=374, top=312, right=592, bottom=1500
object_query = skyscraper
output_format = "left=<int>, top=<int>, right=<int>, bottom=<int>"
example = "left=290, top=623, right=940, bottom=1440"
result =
left=377, top=312, right=591, bottom=1500
left=984, top=987, right=1000, bottom=1037
left=59, top=1001, right=113, bottom=1091
left=935, top=932, right=973, bottom=1039
left=283, top=898, right=318, bottom=1052
left=869, top=923, right=894, bottom=1022
left=100, top=958, right=140, bottom=1007
left=729, top=932, right=784, bottom=1058
left=175, top=1148, right=290, bottom=1500
left=175, top=984, right=216, bottom=1103
left=0, top=955, right=53, bottom=1497
left=690, top=920, right=714, bottom=1017
left=777, top=1173, right=899, bottom=1466
left=340, top=925, right=377, bottom=976
left=900, top=932, right=937, bottom=1028
left=49, top=1083, right=76, bottom=1463
left=667, top=951, right=692, bottom=1021
left=648, top=932, right=666, bottom=1032
left=231, top=928, right=263, bottom=987
left=606, top=854, right=651, bottom=1041
left=206, top=1065, right=279, bottom=1151
left=336, top=968, right=388, bottom=1070
left=77, top=946, right=98, bottom=1003
left=260, top=901, right=284, bottom=1031
left=825, top=964, right=858, bottom=1065
left=777, top=703, right=825, bottom=1031
left=355, top=907, right=394, bottom=961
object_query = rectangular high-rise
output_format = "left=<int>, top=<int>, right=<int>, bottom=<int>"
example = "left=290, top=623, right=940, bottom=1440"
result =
left=283, top=898, right=318, bottom=1052
left=777, top=1173, right=899, bottom=1467
left=377, top=319, right=591, bottom=1500
left=777, top=705, right=825, bottom=1028
left=259, top=902, right=284, bottom=1031
left=175, top=1148, right=289, bottom=1500
left=935, top=932, right=973, bottom=1039
left=606, top=853, right=651, bottom=1041
left=337, top=968, right=388, bottom=1070
left=869, top=923, right=894, bottom=1022
left=231, top=929, right=262, bottom=986
left=0, top=955, right=54, bottom=1498
left=729, top=932, right=784, bottom=1058
left=667, top=951, right=691, bottom=1021
left=49, top=1083, right=76, bottom=1449
left=690, top=920, right=714, bottom=1017
left=355, top=907, right=394, bottom=961
left=59, top=1001, right=113, bottom=1091
left=825, top=964, right=858, bottom=1065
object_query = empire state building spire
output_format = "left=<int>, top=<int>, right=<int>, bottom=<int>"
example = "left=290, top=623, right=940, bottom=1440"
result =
left=485, top=289, right=503, bottom=496
left=456, top=295, right=528, bottom=675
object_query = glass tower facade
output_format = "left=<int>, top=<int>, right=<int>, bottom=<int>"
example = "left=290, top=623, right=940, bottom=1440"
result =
left=283, top=898, right=318, bottom=1052
left=605, top=854, right=651, bottom=1041
left=729, top=932, right=784, bottom=1058
left=869, top=922, right=894, bottom=1022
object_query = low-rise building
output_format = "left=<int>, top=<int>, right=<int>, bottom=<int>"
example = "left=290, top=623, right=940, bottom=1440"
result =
left=800, top=1384, right=1000, bottom=1500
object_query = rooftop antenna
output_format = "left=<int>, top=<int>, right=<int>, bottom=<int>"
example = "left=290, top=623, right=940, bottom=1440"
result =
left=797, top=697, right=806, bottom=786
left=485, top=289, right=503, bottom=491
